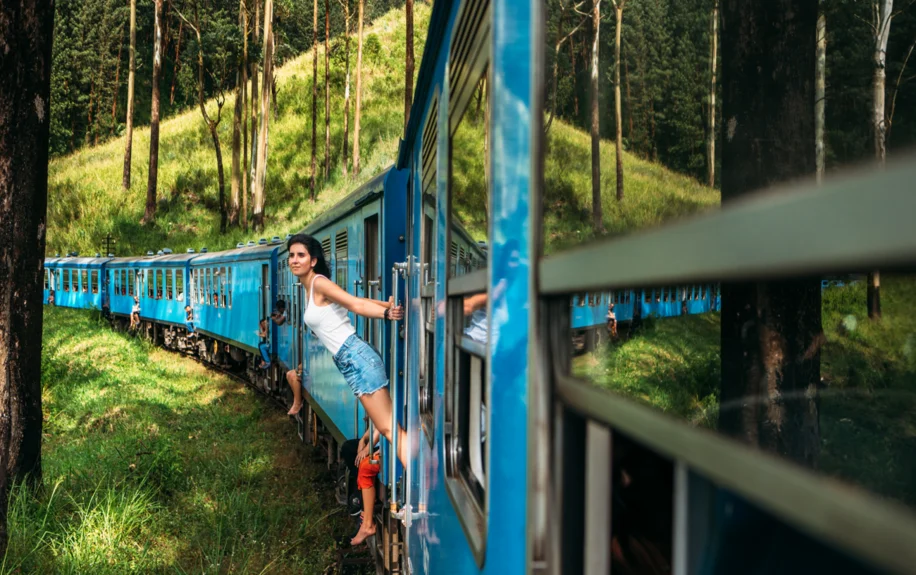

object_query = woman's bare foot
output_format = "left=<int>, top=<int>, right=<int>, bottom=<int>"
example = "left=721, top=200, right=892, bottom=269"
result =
left=350, top=522, right=376, bottom=546
left=287, top=399, right=303, bottom=415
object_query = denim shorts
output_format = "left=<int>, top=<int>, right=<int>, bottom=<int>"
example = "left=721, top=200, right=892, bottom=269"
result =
left=333, top=334, right=388, bottom=397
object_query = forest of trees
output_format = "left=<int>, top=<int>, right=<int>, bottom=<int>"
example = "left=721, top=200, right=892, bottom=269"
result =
left=49, top=0, right=411, bottom=230
left=545, top=0, right=916, bottom=190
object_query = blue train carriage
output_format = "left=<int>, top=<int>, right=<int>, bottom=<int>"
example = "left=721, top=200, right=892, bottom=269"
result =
left=277, top=167, right=407, bottom=455
left=44, top=254, right=112, bottom=311
left=189, top=239, right=283, bottom=390
left=393, top=0, right=536, bottom=566
left=108, top=249, right=197, bottom=344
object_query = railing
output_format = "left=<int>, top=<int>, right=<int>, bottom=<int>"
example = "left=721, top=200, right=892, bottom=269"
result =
left=535, top=153, right=916, bottom=575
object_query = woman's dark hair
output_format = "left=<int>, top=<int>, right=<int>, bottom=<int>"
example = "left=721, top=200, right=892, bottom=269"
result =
left=275, top=299, right=287, bottom=311
left=287, top=233, right=331, bottom=277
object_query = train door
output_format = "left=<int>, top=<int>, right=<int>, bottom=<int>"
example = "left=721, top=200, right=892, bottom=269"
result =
left=260, top=264, right=270, bottom=320
left=419, top=99, right=437, bottom=441
left=364, top=214, right=380, bottom=349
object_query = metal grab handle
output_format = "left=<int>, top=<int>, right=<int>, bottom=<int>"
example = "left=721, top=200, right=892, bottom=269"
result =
left=401, top=258, right=411, bottom=519
left=389, top=265, right=401, bottom=515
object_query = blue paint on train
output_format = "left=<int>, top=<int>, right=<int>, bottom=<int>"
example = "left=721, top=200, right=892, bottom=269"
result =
left=107, top=253, right=195, bottom=327
left=45, top=256, right=112, bottom=311
left=190, top=243, right=281, bottom=354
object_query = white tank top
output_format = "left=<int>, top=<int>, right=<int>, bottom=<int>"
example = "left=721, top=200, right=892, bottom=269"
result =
left=303, top=274, right=355, bottom=355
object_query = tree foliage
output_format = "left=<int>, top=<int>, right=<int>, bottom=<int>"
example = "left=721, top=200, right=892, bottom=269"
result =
left=544, top=0, right=916, bottom=184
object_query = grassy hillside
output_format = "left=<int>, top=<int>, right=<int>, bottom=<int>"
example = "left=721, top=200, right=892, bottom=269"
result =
left=47, top=5, right=431, bottom=257
left=2, top=308, right=350, bottom=574
left=47, top=2, right=719, bottom=258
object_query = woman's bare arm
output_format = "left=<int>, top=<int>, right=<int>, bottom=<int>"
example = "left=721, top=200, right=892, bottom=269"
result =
left=314, top=276, right=403, bottom=320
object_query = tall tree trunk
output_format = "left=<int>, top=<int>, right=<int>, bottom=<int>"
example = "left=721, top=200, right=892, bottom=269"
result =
left=86, top=77, right=95, bottom=146
left=612, top=0, right=625, bottom=202
left=571, top=28, right=579, bottom=118
left=719, top=0, right=821, bottom=468
left=111, top=26, right=124, bottom=132
left=342, top=0, right=351, bottom=177
left=311, top=0, right=318, bottom=200
left=231, top=76, right=243, bottom=227
left=253, top=0, right=274, bottom=230
left=873, top=0, right=892, bottom=165
left=815, top=0, right=825, bottom=184
left=353, top=0, right=364, bottom=176
left=708, top=0, right=718, bottom=187
left=624, top=59, right=633, bottom=141
left=868, top=271, right=881, bottom=318
left=249, top=0, right=260, bottom=217
left=590, top=0, right=602, bottom=232
left=241, top=0, right=249, bottom=230
left=325, top=0, right=331, bottom=179
left=184, top=7, right=227, bottom=233
left=868, top=0, right=892, bottom=321
left=0, top=0, right=53, bottom=556
left=170, top=21, right=183, bottom=106
left=144, top=0, right=164, bottom=225
left=123, top=0, right=137, bottom=190
left=405, top=0, right=414, bottom=132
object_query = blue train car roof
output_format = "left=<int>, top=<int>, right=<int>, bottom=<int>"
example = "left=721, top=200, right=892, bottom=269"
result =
left=190, top=242, right=282, bottom=264
left=108, top=253, right=199, bottom=268
left=293, top=167, right=392, bottom=240
left=46, top=256, right=113, bottom=267
left=396, top=0, right=453, bottom=168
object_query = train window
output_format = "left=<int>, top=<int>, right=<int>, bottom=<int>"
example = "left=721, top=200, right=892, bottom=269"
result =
left=190, top=270, right=196, bottom=304
left=227, top=268, right=232, bottom=308
left=209, top=268, right=214, bottom=306
left=44, top=270, right=49, bottom=290
left=61, top=270, right=67, bottom=291
left=80, top=269, right=87, bottom=292
left=145, top=270, right=152, bottom=298
left=446, top=7, right=491, bottom=552
left=127, top=270, right=134, bottom=296
left=176, top=269, right=184, bottom=300
left=335, top=230, right=348, bottom=290
left=154, top=270, right=162, bottom=299
left=220, top=267, right=227, bottom=307
left=198, top=269, right=204, bottom=306
left=165, top=269, right=173, bottom=300
left=90, top=270, right=98, bottom=294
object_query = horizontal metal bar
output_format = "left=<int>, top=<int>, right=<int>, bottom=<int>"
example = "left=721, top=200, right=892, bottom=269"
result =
left=556, top=374, right=916, bottom=575
left=540, top=154, right=916, bottom=294
left=448, top=268, right=487, bottom=296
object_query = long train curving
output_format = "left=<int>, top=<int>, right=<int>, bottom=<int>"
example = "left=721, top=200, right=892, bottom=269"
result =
left=40, top=0, right=916, bottom=570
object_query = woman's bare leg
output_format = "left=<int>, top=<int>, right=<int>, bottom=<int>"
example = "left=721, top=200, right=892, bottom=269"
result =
left=351, top=484, right=377, bottom=545
left=286, top=369, right=303, bottom=415
left=359, top=388, right=408, bottom=467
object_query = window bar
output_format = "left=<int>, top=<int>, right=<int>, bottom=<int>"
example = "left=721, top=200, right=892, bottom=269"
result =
left=584, top=421, right=611, bottom=575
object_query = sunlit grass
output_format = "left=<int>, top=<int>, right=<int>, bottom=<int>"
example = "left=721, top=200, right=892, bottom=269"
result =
left=2, top=307, right=351, bottom=574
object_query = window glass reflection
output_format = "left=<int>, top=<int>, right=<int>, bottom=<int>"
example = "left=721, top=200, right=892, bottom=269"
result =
left=573, top=274, right=916, bottom=509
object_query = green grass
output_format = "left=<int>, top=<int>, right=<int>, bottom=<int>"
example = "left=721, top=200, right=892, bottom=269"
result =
left=574, top=276, right=916, bottom=508
left=2, top=307, right=353, bottom=574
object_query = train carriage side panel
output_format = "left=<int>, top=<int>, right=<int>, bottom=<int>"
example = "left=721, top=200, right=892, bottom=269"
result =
left=190, top=244, right=280, bottom=354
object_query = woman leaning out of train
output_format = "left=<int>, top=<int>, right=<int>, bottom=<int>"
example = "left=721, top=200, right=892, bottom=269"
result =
left=284, top=233, right=407, bottom=469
